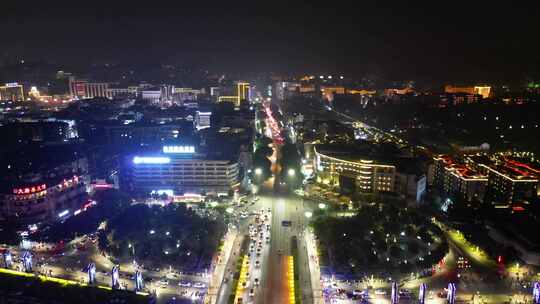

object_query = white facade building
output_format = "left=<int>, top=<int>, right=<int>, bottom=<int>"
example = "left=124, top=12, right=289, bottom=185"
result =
left=124, top=146, right=240, bottom=194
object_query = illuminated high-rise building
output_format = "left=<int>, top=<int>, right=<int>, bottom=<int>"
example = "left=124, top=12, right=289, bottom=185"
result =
left=69, top=77, right=111, bottom=99
left=0, top=82, right=24, bottom=101
left=121, top=145, right=240, bottom=195
left=237, top=82, right=250, bottom=102
left=444, top=85, right=491, bottom=99
left=218, top=82, right=250, bottom=107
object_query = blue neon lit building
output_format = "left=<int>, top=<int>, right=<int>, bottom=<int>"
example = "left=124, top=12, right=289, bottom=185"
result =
left=121, top=145, right=240, bottom=195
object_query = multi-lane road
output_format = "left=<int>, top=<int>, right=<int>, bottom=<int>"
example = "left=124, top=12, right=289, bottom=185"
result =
left=218, top=194, right=316, bottom=304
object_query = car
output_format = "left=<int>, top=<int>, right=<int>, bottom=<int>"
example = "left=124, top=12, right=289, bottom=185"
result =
left=255, top=260, right=260, bottom=268
left=256, top=252, right=261, bottom=257
left=374, top=289, right=387, bottom=295
left=159, top=279, right=169, bottom=286
left=249, top=288, right=255, bottom=297
left=352, top=289, right=365, bottom=296
left=178, top=281, right=191, bottom=287
left=193, top=282, right=206, bottom=288
left=399, top=289, right=411, bottom=297
left=281, top=220, right=292, bottom=227
left=277, top=249, right=282, bottom=255
left=254, top=278, right=259, bottom=286
left=241, top=281, right=249, bottom=288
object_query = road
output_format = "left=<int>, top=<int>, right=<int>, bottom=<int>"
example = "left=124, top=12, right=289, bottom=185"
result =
left=258, top=100, right=317, bottom=304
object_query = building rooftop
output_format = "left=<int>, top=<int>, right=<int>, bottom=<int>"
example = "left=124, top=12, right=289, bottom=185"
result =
left=316, top=142, right=424, bottom=172
left=485, top=158, right=540, bottom=181
left=438, top=153, right=540, bottom=181
left=435, top=154, right=487, bottom=180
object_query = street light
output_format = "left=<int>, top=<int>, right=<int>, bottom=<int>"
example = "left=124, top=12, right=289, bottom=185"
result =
left=304, top=211, right=313, bottom=218
left=288, top=168, right=295, bottom=177
left=255, top=168, right=262, bottom=176
left=318, top=203, right=326, bottom=209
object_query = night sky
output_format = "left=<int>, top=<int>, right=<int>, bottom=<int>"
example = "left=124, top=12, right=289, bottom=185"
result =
left=2, top=3, right=539, bottom=82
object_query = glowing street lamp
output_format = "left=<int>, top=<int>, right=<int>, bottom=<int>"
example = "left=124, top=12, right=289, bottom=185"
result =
left=288, top=169, right=295, bottom=177
left=255, top=168, right=262, bottom=176
left=304, top=211, right=313, bottom=218
left=318, top=203, right=326, bottom=209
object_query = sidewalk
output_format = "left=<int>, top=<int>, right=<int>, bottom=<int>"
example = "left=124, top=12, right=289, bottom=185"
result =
left=304, top=228, right=324, bottom=304
left=205, top=229, right=238, bottom=304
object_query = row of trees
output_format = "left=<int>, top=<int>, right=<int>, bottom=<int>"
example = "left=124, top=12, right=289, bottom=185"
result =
left=252, top=133, right=303, bottom=189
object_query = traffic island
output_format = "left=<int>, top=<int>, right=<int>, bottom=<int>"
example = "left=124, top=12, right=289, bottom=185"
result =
left=229, top=237, right=249, bottom=304
left=290, top=237, right=300, bottom=304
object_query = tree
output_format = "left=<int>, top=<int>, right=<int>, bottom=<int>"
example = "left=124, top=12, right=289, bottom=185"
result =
left=408, top=241, right=420, bottom=255
left=0, top=222, right=21, bottom=245
left=280, top=142, right=303, bottom=188
left=252, top=146, right=273, bottom=184
left=256, top=146, right=273, bottom=158
left=252, top=154, right=272, bottom=184
left=389, top=245, right=403, bottom=259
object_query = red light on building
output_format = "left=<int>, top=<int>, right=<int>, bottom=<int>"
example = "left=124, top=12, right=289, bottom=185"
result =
left=497, top=255, right=503, bottom=263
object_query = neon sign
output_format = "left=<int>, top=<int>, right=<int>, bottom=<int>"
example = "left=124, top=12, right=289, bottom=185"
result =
left=163, top=145, right=195, bottom=154
left=133, top=156, right=170, bottom=164
left=13, top=184, right=47, bottom=195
